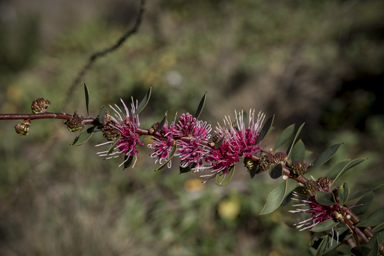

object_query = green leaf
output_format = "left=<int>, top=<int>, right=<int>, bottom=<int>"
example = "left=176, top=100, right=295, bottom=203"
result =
left=304, top=150, right=313, bottom=160
left=135, top=86, right=152, bottom=115
left=180, top=163, right=195, bottom=174
left=155, top=144, right=177, bottom=171
left=311, top=218, right=339, bottom=232
left=286, top=123, right=305, bottom=159
left=106, top=133, right=121, bottom=155
left=259, top=180, right=287, bottom=215
left=248, top=165, right=263, bottom=179
left=255, top=115, right=274, bottom=144
left=332, top=158, right=367, bottom=185
left=314, top=228, right=351, bottom=256
left=71, top=126, right=95, bottom=146
left=282, top=186, right=307, bottom=206
left=84, top=82, right=90, bottom=117
left=325, top=160, right=351, bottom=180
left=357, top=208, right=384, bottom=227
left=349, top=182, right=384, bottom=201
left=215, top=165, right=236, bottom=186
left=315, top=191, right=336, bottom=206
left=123, top=155, right=133, bottom=169
left=98, top=105, right=107, bottom=124
left=307, top=143, right=343, bottom=173
left=155, top=111, right=168, bottom=133
left=268, top=164, right=283, bottom=179
left=350, top=245, right=370, bottom=256
left=367, top=237, right=379, bottom=256
left=274, top=124, right=295, bottom=151
left=352, top=193, right=373, bottom=216
left=291, top=139, right=305, bottom=163
left=194, top=92, right=207, bottom=120
left=338, top=183, right=350, bottom=206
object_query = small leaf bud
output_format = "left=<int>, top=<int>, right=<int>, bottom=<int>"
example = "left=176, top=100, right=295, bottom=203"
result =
left=14, top=120, right=31, bottom=136
left=31, top=98, right=51, bottom=114
left=65, top=112, right=84, bottom=132
left=290, top=161, right=308, bottom=176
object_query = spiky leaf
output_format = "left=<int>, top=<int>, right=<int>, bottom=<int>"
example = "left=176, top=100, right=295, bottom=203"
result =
left=259, top=180, right=287, bottom=215
left=307, top=143, right=343, bottom=173
left=135, top=86, right=152, bottom=115
left=274, top=124, right=295, bottom=151
left=216, top=165, right=236, bottom=186
left=84, top=82, right=90, bottom=117
left=71, top=126, right=94, bottom=146
left=194, top=92, right=207, bottom=120
left=315, top=191, right=336, bottom=206
left=255, top=115, right=274, bottom=144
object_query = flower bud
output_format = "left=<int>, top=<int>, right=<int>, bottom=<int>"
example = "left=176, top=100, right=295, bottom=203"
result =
left=259, top=155, right=272, bottom=171
left=65, top=112, right=84, bottom=132
left=290, top=161, right=308, bottom=176
left=101, top=116, right=121, bottom=141
left=273, top=152, right=287, bottom=163
left=31, top=98, right=51, bottom=114
left=14, top=120, right=31, bottom=136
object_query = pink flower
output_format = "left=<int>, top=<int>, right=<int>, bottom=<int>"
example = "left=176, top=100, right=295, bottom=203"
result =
left=147, top=115, right=178, bottom=168
left=177, top=120, right=212, bottom=170
left=96, top=98, right=143, bottom=168
left=199, top=109, right=265, bottom=181
left=176, top=113, right=197, bottom=137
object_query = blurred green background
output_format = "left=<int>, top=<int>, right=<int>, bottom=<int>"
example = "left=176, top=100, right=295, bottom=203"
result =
left=1, top=0, right=384, bottom=255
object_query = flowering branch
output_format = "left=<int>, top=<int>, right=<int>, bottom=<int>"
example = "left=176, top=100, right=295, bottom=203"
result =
left=1, top=86, right=384, bottom=256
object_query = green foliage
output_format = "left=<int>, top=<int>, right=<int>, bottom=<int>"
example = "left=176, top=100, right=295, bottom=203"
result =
left=194, top=92, right=207, bottom=120
left=255, top=115, right=274, bottom=144
left=71, top=126, right=95, bottom=146
left=307, top=143, right=343, bottom=173
left=215, top=165, right=235, bottom=186
left=315, top=191, right=336, bottom=206
left=260, top=180, right=287, bottom=215
left=135, top=86, right=152, bottom=115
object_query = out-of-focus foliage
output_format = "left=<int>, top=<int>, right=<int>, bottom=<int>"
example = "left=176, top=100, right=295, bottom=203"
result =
left=1, top=0, right=384, bottom=255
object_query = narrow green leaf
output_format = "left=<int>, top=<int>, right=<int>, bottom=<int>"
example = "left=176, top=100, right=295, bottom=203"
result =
left=180, top=163, right=195, bottom=174
left=325, top=160, right=351, bottom=180
left=248, top=165, right=263, bottom=179
left=71, top=126, right=95, bottom=146
left=315, top=191, right=336, bottom=206
left=155, top=111, right=168, bottom=133
left=367, top=237, right=379, bottom=256
left=311, top=218, right=339, bottom=232
left=349, top=182, right=384, bottom=201
left=194, top=92, right=207, bottom=120
left=352, top=193, right=373, bottom=216
left=372, top=223, right=384, bottom=233
left=135, top=86, right=152, bottom=115
left=332, top=158, right=367, bottom=184
left=268, top=164, right=283, bottom=179
left=357, top=208, right=384, bottom=227
left=282, top=186, right=307, bottom=206
left=255, top=115, right=274, bottom=144
left=155, top=144, right=177, bottom=171
left=123, top=155, right=133, bottom=169
left=350, top=245, right=370, bottom=256
left=338, top=183, right=350, bottom=206
left=106, top=133, right=121, bottom=155
left=84, top=82, right=90, bottom=117
left=99, top=105, right=107, bottom=124
left=291, top=139, right=305, bottom=163
left=314, top=228, right=351, bottom=256
left=307, top=143, right=343, bottom=173
left=274, top=124, right=295, bottom=151
left=286, top=123, right=305, bottom=159
left=259, top=180, right=287, bottom=215
left=215, top=165, right=236, bottom=186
